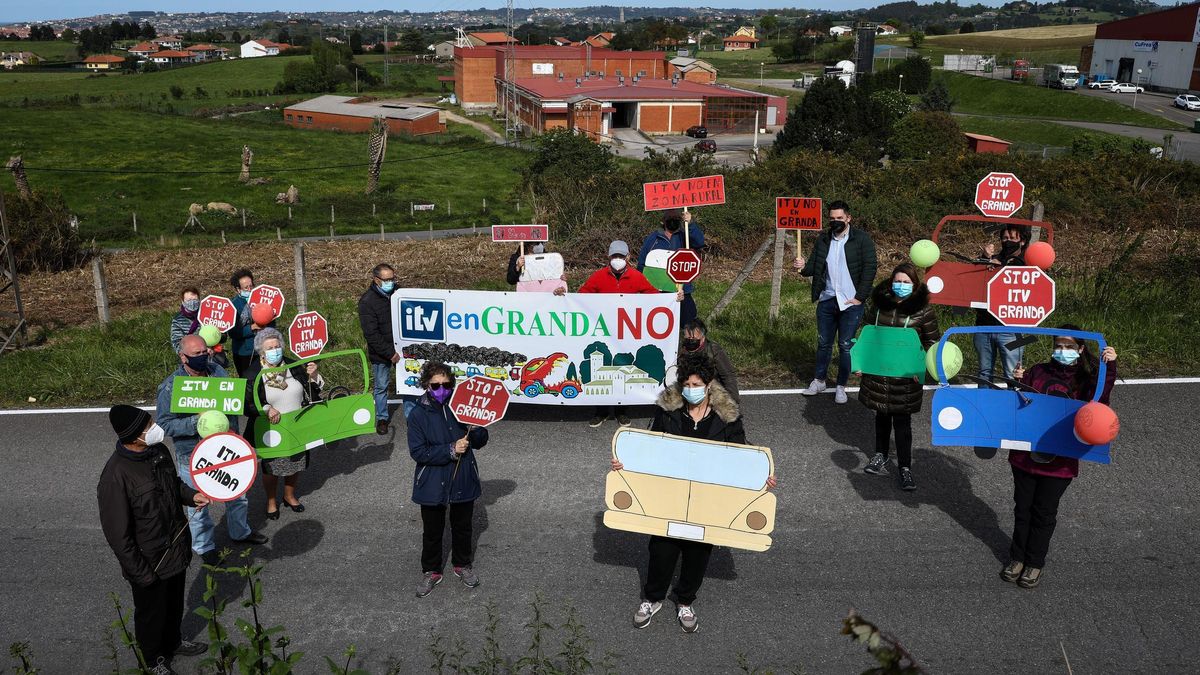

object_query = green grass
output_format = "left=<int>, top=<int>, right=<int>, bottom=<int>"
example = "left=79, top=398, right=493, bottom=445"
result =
left=5, top=40, right=81, bottom=62
left=0, top=107, right=528, bottom=246
left=956, top=116, right=1144, bottom=151
left=879, top=24, right=1097, bottom=66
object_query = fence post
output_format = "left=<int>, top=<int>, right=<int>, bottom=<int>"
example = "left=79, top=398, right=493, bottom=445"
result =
left=132, top=212, right=137, bottom=233
left=372, top=203, right=377, bottom=217
left=380, top=221, right=385, bottom=241
left=276, top=227, right=282, bottom=241
left=330, top=205, right=335, bottom=223
left=92, top=257, right=111, bottom=324
left=221, top=230, right=227, bottom=244
left=448, top=201, right=451, bottom=216
left=768, top=230, right=785, bottom=325
left=242, top=210, right=247, bottom=228
left=1031, top=200, right=1045, bottom=222
left=294, top=243, right=308, bottom=313
left=288, top=206, right=292, bottom=220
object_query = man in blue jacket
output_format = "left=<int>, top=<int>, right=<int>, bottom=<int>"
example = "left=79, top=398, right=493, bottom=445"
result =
left=638, top=208, right=704, bottom=330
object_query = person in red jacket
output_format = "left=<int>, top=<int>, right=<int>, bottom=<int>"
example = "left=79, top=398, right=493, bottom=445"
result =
left=578, top=240, right=679, bottom=427
left=1001, top=324, right=1117, bottom=589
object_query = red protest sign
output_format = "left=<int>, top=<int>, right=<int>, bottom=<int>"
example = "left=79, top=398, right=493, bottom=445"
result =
left=198, top=295, right=237, bottom=333
left=775, top=197, right=822, bottom=230
left=667, top=249, right=702, bottom=284
left=249, top=284, right=285, bottom=318
left=492, top=225, right=549, bottom=242
left=449, top=376, right=510, bottom=427
left=986, top=265, right=1055, bottom=327
left=975, top=172, right=1025, bottom=218
left=288, top=311, right=328, bottom=359
left=643, top=175, right=725, bottom=211
left=189, top=432, right=257, bottom=502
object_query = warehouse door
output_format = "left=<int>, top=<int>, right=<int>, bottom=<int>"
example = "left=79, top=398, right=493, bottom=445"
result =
left=1117, top=57, right=1134, bottom=83
left=612, top=101, right=637, bottom=128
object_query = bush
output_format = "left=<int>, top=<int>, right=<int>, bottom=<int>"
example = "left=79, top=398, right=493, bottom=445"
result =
left=889, top=111, right=966, bottom=160
left=3, top=189, right=89, bottom=273
left=919, top=80, right=954, bottom=112
left=168, top=84, right=184, bottom=99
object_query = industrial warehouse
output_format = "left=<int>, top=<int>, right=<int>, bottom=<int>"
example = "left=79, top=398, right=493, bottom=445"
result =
left=1083, top=2, right=1200, bottom=92
left=282, top=96, right=446, bottom=135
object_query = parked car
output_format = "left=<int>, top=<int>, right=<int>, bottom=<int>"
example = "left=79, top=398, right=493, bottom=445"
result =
left=694, top=139, right=717, bottom=153
left=1174, top=94, right=1200, bottom=110
left=685, top=125, right=707, bottom=138
left=1086, top=79, right=1114, bottom=90
left=1108, top=82, right=1144, bottom=93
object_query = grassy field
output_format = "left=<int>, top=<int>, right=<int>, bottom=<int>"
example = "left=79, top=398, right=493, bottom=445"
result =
left=955, top=116, right=1144, bottom=151
left=879, top=24, right=1098, bottom=66
left=0, top=106, right=528, bottom=245
left=5, top=40, right=80, bottom=62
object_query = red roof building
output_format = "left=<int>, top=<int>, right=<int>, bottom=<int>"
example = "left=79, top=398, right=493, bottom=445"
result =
left=83, top=54, right=126, bottom=70
left=963, top=132, right=1011, bottom=154
left=723, top=36, right=760, bottom=51
left=468, top=31, right=519, bottom=46
left=128, top=41, right=159, bottom=56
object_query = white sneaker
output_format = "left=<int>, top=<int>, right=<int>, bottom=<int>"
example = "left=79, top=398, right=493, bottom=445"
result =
left=633, top=600, right=661, bottom=628
left=834, top=386, right=848, bottom=404
left=677, top=605, right=699, bottom=633
left=801, top=379, right=827, bottom=396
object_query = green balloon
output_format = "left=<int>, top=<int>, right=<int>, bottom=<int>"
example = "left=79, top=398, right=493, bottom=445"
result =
left=910, top=239, right=940, bottom=268
left=198, top=324, right=221, bottom=347
left=926, top=342, right=963, bottom=380
left=196, top=410, right=229, bottom=438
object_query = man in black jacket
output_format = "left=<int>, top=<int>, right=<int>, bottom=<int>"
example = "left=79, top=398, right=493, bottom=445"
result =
left=98, top=404, right=209, bottom=675
left=359, top=262, right=402, bottom=434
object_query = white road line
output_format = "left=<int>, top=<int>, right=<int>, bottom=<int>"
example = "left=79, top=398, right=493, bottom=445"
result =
left=2, top=376, right=1198, bottom=416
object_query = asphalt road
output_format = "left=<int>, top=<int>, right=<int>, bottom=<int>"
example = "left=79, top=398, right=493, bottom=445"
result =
left=2, top=383, right=1197, bottom=673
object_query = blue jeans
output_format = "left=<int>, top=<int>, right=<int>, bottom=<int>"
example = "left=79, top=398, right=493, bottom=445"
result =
left=174, top=450, right=251, bottom=555
left=371, top=362, right=393, bottom=422
left=814, top=298, right=865, bottom=386
left=974, top=332, right=1024, bottom=382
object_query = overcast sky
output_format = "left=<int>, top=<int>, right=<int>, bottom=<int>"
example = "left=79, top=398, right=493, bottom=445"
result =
left=4, top=1, right=1011, bottom=24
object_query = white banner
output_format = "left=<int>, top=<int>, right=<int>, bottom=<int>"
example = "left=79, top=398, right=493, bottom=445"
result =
left=391, top=289, right=679, bottom=406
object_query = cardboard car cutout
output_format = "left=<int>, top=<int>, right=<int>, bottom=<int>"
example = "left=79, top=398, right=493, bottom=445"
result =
left=925, top=215, right=1053, bottom=309
left=604, top=427, right=776, bottom=552
left=930, top=327, right=1114, bottom=464
left=517, top=252, right=568, bottom=293
left=250, top=349, right=375, bottom=459
left=849, top=322, right=926, bottom=379
left=641, top=249, right=678, bottom=292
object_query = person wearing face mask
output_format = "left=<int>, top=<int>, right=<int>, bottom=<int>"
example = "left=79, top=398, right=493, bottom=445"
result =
left=638, top=209, right=705, bottom=330
left=613, top=353, right=775, bottom=634
left=169, top=287, right=202, bottom=354
left=974, top=224, right=1031, bottom=384
left=679, top=318, right=739, bottom=402
left=99, top=404, right=211, bottom=674
left=156, top=334, right=268, bottom=560
left=228, top=268, right=273, bottom=377
left=359, top=262, right=407, bottom=433
left=579, top=240, right=680, bottom=427
left=856, top=263, right=941, bottom=491
left=242, top=328, right=323, bottom=519
left=506, top=241, right=547, bottom=285
left=794, top=200, right=878, bottom=404
left=407, top=361, right=489, bottom=598
left=1002, top=325, right=1117, bottom=589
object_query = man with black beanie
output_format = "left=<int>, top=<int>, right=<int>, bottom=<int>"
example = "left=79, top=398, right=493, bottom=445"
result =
left=98, top=404, right=209, bottom=674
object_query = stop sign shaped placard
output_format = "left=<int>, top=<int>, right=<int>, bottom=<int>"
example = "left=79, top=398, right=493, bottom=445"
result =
left=975, top=172, right=1025, bottom=218
left=667, top=249, right=702, bottom=284
left=249, top=284, right=285, bottom=319
left=449, top=376, right=510, bottom=427
left=198, top=295, right=237, bottom=333
left=289, top=311, right=328, bottom=359
left=189, top=432, right=257, bottom=502
left=987, top=265, right=1055, bottom=327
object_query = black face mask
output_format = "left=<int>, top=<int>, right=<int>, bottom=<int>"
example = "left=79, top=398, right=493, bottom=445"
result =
left=1000, top=241, right=1022, bottom=258
left=829, top=220, right=847, bottom=235
left=682, top=338, right=702, bottom=352
left=185, top=353, right=210, bottom=374
left=665, top=220, right=681, bottom=233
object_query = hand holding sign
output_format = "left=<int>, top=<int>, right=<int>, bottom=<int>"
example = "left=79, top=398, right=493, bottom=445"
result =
left=189, top=432, right=257, bottom=502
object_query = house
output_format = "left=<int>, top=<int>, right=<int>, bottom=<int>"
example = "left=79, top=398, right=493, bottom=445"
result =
left=1, top=51, right=41, bottom=69
left=240, top=39, right=289, bottom=58
left=733, top=26, right=757, bottom=39
left=723, top=35, right=760, bottom=51
left=582, top=354, right=659, bottom=397
left=151, top=50, right=196, bottom=66
left=829, top=25, right=853, bottom=37
left=431, top=40, right=455, bottom=59
left=963, top=132, right=1011, bottom=155
left=877, top=24, right=899, bottom=35
left=668, top=56, right=718, bottom=84
left=551, top=37, right=573, bottom=47
left=83, top=54, right=125, bottom=70
left=581, top=32, right=615, bottom=47
left=127, top=41, right=159, bottom=57
left=466, top=31, right=519, bottom=46
left=184, top=44, right=227, bottom=61
left=283, top=95, right=446, bottom=135
left=153, top=35, right=184, bottom=50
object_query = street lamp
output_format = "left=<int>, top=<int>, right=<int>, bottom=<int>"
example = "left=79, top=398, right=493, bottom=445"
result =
left=1134, top=68, right=1142, bottom=108
left=898, top=73, right=904, bottom=92
left=760, top=61, right=765, bottom=87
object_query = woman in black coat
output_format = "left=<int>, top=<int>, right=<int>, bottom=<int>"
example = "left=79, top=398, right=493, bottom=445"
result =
left=857, top=262, right=941, bottom=491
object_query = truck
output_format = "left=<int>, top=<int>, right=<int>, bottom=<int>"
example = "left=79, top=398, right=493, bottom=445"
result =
left=1042, top=64, right=1080, bottom=89
left=1011, top=59, right=1030, bottom=81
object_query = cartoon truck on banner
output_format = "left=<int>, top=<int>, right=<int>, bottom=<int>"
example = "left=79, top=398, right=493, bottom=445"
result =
left=925, top=215, right=1053, bottom=309
left=516, top=352, right=582, bottom=399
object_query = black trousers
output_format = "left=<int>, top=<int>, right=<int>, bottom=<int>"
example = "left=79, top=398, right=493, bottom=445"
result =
left=421, top=501, right=474, bottom=573
left=679, top=293, right=698, bottom=331
left=643, top=535, right=713, bottom=606
left=232, top=352, right=253, bottom=378
left=129, top=571, right=186, bottom=665
left=1010, top=465, right=1072, bottom=568
left=875, top=412, right=913, bottom=468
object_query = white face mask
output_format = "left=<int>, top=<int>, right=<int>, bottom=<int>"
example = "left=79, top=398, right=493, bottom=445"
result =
left=142, top=423, right=165, bottom=446
left=532, top=243, right=545, bottom=254
left=610, top=258, right=627, bottom=272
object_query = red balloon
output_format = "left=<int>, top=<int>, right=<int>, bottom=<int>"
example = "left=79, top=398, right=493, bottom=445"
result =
left=1074, top=401, right=1119, bottom=445
left=251, top=303, right=276, bottom=327
left=1025, top=241, right=1056, bottom=270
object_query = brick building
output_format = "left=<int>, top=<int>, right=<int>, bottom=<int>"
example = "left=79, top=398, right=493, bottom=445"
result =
left=668, top=56, right=718, bottom=84
left=283, top=96, right=446, bottom=136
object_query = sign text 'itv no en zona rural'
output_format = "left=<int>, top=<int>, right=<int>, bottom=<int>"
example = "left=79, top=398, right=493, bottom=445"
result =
left=643, top=175, right=726, bottom=211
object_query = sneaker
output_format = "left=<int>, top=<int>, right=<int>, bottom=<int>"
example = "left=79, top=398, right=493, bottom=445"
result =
left=677, top=605, right=699, bottom=633
left=1017, top=566, right=1042, bottom=589
left=801, top=379, right=827, bottom=396
left=376, top=419, right=389, bottom=435
left=588, top=416, right=605, bottom=428
left=633, top=600, right=661, bottom=628
left=999, top=560, right=1024, bottom=583
left=617, top=414, right=631, bottom=427
left=150, top=658, right=176, bottom=675
left=834, top=386, right=848, bottom=404
left=174, top=639, right=207, bottom=657
left=864, top=453, right=889, bottom=476
left=453, top=566, right=480, bottom=588
left=416, top=572, right=443, bottom=598
left=899, top=467, right=916, bottom=491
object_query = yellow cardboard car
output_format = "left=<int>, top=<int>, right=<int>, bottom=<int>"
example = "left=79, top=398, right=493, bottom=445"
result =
left=604, top=427, right=776, bottom=552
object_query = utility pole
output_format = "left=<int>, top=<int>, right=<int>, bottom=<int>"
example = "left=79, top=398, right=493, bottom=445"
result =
left=383, top=25, right=389, bottom=87
left=503, top=0, right=518, bottom=141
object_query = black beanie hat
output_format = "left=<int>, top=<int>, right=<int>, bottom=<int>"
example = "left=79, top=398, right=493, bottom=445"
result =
left=109, top=404, right=151, bottom=443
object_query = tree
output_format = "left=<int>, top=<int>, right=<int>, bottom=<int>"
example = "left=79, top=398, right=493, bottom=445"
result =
left=759, top=15, right=779, bottom=39
left=888, top=111, right=965, bottom=160
left=773, top=76, right=859, bottom=155
left=349, top=30, right=363, bottom=54
left=959, top=22, right=975, bottom=34
left=60, top=28, right=77, bottom=42
left=870, top=88, right=913, bottom=127
left=908, top=31, right=924, bottom=49
left=139, top=22, right=156, bottom=39
left=123, top=54, right=140, bottom=72
left=277, top=28, right=292, bottom=44
left=565, top=362, right=578, bottom=382
left=399, top=29, right=423, bottom=53
left=232, top=30, right=243, bottom=44
left=634, top=345, right=666, bottom=383
left=918, top=80, right=954, bottom=112
left=580, top=342, right=613, bottom=383
left=612, top=352, right=635, bottom=367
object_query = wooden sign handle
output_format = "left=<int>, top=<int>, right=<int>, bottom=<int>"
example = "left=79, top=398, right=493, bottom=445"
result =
left=796, top=230, right=802, bottom=262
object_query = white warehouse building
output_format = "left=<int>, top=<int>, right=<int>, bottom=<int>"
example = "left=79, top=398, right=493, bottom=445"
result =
left=1084, top=2, right=1200, bottom=93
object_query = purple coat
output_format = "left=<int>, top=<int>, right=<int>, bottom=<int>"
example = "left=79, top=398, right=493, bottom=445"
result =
left=1009, top=358, right=1117, bottom=479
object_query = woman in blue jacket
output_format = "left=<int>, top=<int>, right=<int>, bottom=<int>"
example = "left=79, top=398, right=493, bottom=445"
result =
left=408, top=361, right=489, bottom=598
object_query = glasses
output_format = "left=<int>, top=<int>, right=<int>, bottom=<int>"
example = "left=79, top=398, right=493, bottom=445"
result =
left=428, top=382, right=453, bottom=391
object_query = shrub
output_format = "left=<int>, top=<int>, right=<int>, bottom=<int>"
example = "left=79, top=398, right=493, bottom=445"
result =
left=3, top=189, right=89, bottom=273
left=168, top=84, right=184, bottom=99
left=889, top=111, right=967, bottom=160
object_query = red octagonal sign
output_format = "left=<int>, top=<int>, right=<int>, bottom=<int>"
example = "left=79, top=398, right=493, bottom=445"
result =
left=986, top=266, right=1055, bottom=327
left=667, top=249, right=702, bottom=284
left=975, top=172, right=1025, bottom=218
left=289, top=311, right=328, bottom=359
left=449, top=376, right=510, bottom=428
left=249, top=284, right=286, bottom=319
left=197, top=295, right=237, bottom=333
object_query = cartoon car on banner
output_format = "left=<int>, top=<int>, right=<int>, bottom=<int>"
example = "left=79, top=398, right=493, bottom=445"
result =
left=604, top=428, right=776, bottom=552
left=484, top=366, right=508, bottom=380
left=405, top=359, right=421, bottom=373
left=925, top=215, right=1054, bottom=309
left=250, top=349, right=375, bottom=459
left=517, top=352, right=582, bottom=399
left=930, top=327, right=1114, bottom=464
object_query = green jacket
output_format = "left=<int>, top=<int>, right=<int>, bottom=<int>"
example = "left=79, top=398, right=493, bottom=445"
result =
left=799, top=226, right=878, bottom=303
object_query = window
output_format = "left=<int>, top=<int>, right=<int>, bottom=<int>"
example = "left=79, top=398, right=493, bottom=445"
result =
left=285, top=114, right=292, bottom=121
left=306, top=116, right=313, bottom=124
left=616, top=432, right=770, bottom=490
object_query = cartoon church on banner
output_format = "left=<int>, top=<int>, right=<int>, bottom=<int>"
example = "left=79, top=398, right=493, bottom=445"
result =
left=582, top=351, right=660, bottom=397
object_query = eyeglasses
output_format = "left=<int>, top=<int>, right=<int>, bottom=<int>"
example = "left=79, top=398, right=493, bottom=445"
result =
left=428, top=382, right=453, bottom=391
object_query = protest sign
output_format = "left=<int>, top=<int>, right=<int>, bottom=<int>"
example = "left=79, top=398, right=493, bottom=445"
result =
left=449, top=376, right=510, bottom=427
left=189, top=432, right=257, bottom=502
left=170, top=376, right=247, bottom=415
left=643, top=175, right=725, bottom=211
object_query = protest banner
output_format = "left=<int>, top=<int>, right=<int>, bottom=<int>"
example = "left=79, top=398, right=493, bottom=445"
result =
left=776, top=197, right=822, bottom=262
left=198, top=295, right=236, bottom=333
left=492, top=225, right=549, bottom=242
left=169, top=376, right=247, bottom=415
left=643, top=175, right=725, bottom=211
left=289, top=311, right=328, bottom=358
left=189, top=432, right=257, bottom=502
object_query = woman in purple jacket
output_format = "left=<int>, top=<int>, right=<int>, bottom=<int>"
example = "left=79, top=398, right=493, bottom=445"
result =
left=1002, top=324, right=1117, bottom=589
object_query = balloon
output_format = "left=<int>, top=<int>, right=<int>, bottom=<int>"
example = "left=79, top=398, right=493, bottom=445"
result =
left=910, top=239, right=940, bottom=268
left=198, top=324, right=221, bottom=347
left=196, top=410, right=229, bottom=438
left=926, top=342, right=963, bottom=380
left=1074, top=401, right=1119, bottom=445
left=251, top=303, right=275, bottom=327
left=1025, top=241, right=1056, bottom=269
